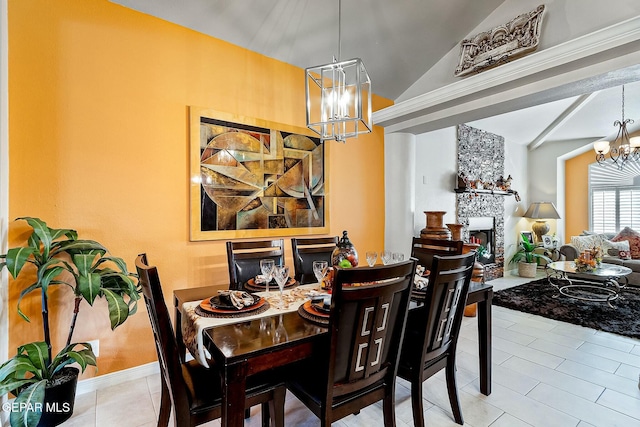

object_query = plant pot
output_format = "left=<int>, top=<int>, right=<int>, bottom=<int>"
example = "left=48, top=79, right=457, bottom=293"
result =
left=38, top=367, right=79, bottom=426
left=517, top=261, right=537, bottom=278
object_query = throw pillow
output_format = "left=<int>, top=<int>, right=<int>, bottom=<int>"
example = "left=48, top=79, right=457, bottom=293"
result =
left=570, top=234, right=605, bottom=254
left=611, top=227, right=640, bottom=259
left=602, top=239, right=630, bottom=257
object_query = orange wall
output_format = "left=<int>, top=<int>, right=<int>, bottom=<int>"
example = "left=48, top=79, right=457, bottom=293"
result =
left=8, top=0, right=392, bottom=377
left=565, top=150, right=593, bottom=240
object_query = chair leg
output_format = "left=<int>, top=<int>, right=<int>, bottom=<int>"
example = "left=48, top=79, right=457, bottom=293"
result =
left=410, top=377, right=425, bottom=427
left=261, top=402, right=270, bottom=427
left=268, top=386, right=286, bottom=427
left=382, top=392, right=396, bottom=427
left=445, top=360, right=464, bottom=425
left=157, top=377, right=171, bottom=427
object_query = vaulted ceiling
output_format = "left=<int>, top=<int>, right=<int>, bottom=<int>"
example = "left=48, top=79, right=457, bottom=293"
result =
left=112, top=0, right=640, bottom=147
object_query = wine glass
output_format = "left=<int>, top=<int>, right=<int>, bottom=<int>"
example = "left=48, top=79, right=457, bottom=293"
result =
left=273, top=314, right=288, bottom=344
left=313, top=260, right=328, bottom=285
left=273, top=265, right=290, bottom=309
left=260, top=259, right=275, bottom=293
left=393, top=252, right=405, bottom=263
left=366, top=251, right=377, bottom=267
left=381, top=250, right=393, bottom=265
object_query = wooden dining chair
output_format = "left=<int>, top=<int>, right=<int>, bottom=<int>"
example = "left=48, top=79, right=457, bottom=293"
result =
left=226, top=239, right=284, bottom=290
left=411, top=237, right=463, bottom=270
left=397, top=252, right=476, bottom=427
left=291, top=236, right=338, bottom=284
left=135, top=254, right=285, bottom=427
left=286, top=259, right=417, bottom=426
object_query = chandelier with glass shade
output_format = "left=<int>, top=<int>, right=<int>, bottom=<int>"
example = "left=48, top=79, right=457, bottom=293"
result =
left=593, top=85, right=640, bottom=169
left=305, top=0, right=372, bottom=143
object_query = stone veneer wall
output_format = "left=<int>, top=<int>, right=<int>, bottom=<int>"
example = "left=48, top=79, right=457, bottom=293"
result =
left=456, top=124, right=505, bottom=280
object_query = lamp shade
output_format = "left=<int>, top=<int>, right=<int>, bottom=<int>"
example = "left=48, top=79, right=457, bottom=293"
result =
left=524, top=202, right=561, bottom=219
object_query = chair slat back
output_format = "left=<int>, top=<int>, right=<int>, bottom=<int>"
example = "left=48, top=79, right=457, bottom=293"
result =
left=420, top=253, right=475, bottom=361
left=411, top=237, right=463, bottom=271
left=226, top=239, right=284, bottom=290
left=327, top=260, right=416, bottom=399
left=135, top=254, right=190, bottom=411
left=291, top=236, right=338, bottom=284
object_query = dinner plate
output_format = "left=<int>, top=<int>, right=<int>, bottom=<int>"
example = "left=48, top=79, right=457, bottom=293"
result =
left=209, top=294, right=260, bottom=310
left=301, top=300, right=329, bottom=317
left=311, top=300, right=331, bottom=314
left=200, top=295, right=265, bottom=314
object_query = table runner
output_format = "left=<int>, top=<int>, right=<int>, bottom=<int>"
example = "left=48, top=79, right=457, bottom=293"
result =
left=181, top=284, right=322, bottom=366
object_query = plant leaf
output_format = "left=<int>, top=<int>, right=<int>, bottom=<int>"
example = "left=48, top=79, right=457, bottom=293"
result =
left=9, top=380, right=46, bottom=427
left=0, top=357, right=38, bottom=383
left=18, top=342, right=49, bottom=372
left=103, top=288, right=130, bottom=330
left=54, top=239, right=106, bottom=257
left=0, top=378, right=35, bottom=397
left=4, top=247, right=36, bottom=279
left=18, top=217, right=52, bottom=260
left=72, top=253, right=98, bottom=276
left=77, top=272, right=102, bottom=305
left=50, top=343, right=96, bottom=375
left=49, top=226, right=77, bottom=242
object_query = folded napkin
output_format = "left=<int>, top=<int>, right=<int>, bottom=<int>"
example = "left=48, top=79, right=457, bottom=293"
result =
left=414, top=275, right=429, bottom=290
left=217, top=290, right=255, bottom=309
left=414, top=265, right=429, bottom=290
left=254, top=275, right=275, bottom=285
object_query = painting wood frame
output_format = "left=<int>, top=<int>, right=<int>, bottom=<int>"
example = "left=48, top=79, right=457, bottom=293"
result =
left=190, top=107, right=330, bottom=241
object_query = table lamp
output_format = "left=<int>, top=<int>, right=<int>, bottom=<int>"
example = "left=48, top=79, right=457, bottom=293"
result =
left=524, top=202, right=561, bottom=244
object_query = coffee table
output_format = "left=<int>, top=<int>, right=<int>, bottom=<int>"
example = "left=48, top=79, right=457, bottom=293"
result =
left=545, top=261, right=632, bottom=308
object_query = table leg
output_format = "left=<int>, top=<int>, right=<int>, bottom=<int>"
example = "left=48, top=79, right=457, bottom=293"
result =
left=174, top=304, right=186, bottom=363
left=221, top=363, right=248, bottom=427
left=476, top=292, right=492, bottom=396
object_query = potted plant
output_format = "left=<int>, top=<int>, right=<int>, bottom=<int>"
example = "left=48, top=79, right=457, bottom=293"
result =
left=0, top=217, right=140, bottom=427
left=509, top=233, right=552, bottom=278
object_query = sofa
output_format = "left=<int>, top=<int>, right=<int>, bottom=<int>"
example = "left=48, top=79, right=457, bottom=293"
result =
left=558, top=228, right=640, bottom=286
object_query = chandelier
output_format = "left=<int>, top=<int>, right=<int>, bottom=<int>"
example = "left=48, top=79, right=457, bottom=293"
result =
left=305, top=0, right=372, bottom=143
left=593, top=85, right=640, bottom=169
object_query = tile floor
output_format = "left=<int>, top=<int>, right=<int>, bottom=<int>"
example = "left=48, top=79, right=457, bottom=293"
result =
left=65, top=273, right=640, bottom=427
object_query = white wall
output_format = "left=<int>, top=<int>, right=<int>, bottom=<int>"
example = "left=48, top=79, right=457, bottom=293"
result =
left=397, top=0, right=640, bottom=102
left=413, top=127, right=457, bottom=235
left=384, top=133, right=416, bottom=258
left=503, top=139, right=529, bottom=272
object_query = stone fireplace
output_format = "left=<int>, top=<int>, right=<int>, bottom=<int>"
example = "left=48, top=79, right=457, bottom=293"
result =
left=456, top=124, right=506, bottom=280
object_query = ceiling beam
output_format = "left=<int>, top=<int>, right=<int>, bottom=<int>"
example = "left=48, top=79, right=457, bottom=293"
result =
left=373, top=16, right=640, bottom=135
left=527, top=92, right=600, bottom=151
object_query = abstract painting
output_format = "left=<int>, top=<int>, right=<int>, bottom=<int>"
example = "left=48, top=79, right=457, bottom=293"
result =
left=190, top=107, right=329, bottom=240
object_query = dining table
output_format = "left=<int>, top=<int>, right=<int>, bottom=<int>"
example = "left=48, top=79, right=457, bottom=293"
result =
left=173, top=279, right=493, bottom=427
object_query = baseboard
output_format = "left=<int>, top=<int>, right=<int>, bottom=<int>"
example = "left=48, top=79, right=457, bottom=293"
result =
left=76, top=362, right=160, bottom=395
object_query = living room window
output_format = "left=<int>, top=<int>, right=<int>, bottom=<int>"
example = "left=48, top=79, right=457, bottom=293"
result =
left=589, top=163, right=640, bottom=233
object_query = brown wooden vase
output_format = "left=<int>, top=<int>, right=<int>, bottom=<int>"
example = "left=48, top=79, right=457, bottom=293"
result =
left=446, top=223, right=464, bottom=241
left=420, top=211, right=451, bottom=240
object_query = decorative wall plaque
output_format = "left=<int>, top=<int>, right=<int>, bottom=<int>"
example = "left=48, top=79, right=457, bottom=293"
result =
left=454, top=4, right=545, bottom=77
left=190, top=107, right=329, bottom=241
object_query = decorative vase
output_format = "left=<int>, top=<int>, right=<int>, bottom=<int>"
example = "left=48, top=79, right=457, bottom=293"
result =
left=420, top=211, right=452, bottom=240
left=446, top=223, right=464, bottom=241
left=331, top=230, right=359, bottom=268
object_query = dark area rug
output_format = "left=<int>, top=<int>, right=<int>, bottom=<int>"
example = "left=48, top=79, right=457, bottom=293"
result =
left=493, top=278, right=640, bottom=340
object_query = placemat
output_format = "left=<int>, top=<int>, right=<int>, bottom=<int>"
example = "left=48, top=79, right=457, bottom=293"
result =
left=195, top=298, right=270, bottom=318
left=297, top=300, right=329, bottom=326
